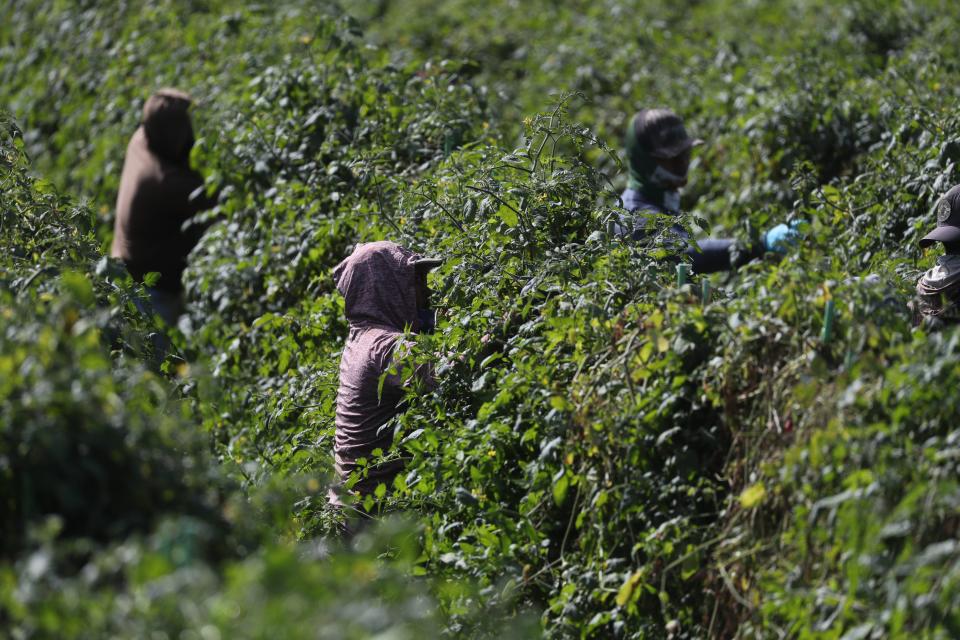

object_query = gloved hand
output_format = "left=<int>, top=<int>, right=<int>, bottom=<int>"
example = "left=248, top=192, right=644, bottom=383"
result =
left=764, top=221, right=802, bottom=253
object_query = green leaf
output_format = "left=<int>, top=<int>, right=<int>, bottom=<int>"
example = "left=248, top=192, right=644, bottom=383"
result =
left=616, top=569, right=646, bottom=607
left=552, top=472, right=569, bottom=506
left=497, top=204, right=518, bottom=227
left=739, top=483, right=766, bottom=509
left=61, top=271, right=95, bottom=305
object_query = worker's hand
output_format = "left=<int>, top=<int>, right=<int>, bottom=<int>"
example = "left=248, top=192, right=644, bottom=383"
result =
left=764, top=221, right=802, bottom=254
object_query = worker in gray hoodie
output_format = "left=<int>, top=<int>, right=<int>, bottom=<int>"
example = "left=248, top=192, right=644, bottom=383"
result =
left=330, top=241, right=440, bottom=509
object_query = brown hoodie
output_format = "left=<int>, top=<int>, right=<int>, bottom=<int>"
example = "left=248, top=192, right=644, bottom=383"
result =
left=332, top=241, right=431, bottom=494
left=110, top=89, right=216, bottom=292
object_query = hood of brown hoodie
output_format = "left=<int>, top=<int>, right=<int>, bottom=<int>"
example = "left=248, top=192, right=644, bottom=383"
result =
left=333, top=241, right=422, bottom=332
left=142, top=88, right=195, bottom=164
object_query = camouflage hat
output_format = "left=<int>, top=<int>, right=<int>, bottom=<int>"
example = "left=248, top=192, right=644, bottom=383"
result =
left=631, top=108, right=703, bottom=160
left=920, top=185, right=960, bottom=248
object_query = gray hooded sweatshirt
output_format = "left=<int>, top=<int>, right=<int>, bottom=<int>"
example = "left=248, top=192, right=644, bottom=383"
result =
left=332, top=241, right=432, bottom=495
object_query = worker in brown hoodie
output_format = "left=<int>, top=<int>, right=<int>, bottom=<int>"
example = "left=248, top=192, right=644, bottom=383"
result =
left=111, top=88, right=217, bottom=324
left=330, top=241, right=440, bottom=511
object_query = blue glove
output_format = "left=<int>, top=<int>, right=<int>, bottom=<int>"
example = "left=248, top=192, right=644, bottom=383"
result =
left=764, top=222, right=802, bottom=253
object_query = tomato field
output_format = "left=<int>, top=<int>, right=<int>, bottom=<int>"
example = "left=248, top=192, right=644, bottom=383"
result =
left=3, top=1, right=960, bottom=637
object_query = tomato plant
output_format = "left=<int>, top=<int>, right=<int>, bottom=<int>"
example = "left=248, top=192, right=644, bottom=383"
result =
left=4, top=1, right=960, bottom=637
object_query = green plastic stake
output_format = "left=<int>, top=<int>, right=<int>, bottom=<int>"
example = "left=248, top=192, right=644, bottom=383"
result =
left=701, top=279, right=711, bottom=306
left=443, top=130, right=454, bottom=157
left=821, top=299, right=836, bottom=343
left=676, top=263, right=689, bottom=287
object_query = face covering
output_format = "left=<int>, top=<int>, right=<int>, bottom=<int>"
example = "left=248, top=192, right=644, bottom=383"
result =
left=921, top=254, right=960, bottom=290
left=417, top=308, right=436, bottom=334
left=649, top=164, right=687, bottom=190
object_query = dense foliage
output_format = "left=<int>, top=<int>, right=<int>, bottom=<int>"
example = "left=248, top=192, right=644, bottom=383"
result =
left=3, top=0, right=960, bottom=637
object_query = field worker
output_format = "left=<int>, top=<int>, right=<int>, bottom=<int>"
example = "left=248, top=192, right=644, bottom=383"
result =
left=914, top=185, right=960, bottom=328
left=330, top=241, right=440, bottom=509
left=618, top=108, right=797, bottom=273
left=111, top=88, right=218, bottom=325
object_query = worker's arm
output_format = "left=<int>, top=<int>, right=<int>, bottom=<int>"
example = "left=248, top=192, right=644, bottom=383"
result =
left=631, top=221, right=758, bottom=274
left=687, top=238, right=769, bottom=274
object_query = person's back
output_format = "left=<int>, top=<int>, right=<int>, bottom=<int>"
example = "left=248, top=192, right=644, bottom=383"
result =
left=335, top=323, right=410, bottom=493
left=332, top=241, right=439, bottom=501
left=111, top=88, right=215, bottom=321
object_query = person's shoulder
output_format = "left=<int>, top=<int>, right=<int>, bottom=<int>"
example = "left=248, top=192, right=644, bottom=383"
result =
left=620, top=189, right=640, bottom=211
left=127, top=126, right=148, bottom=151
left=621, top=191, right=663, bottom=216
left=121, top=129, right=160, bottom=176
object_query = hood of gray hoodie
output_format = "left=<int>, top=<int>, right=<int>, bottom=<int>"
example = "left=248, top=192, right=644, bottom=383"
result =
left=333, top=240, right=422, bottom=332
